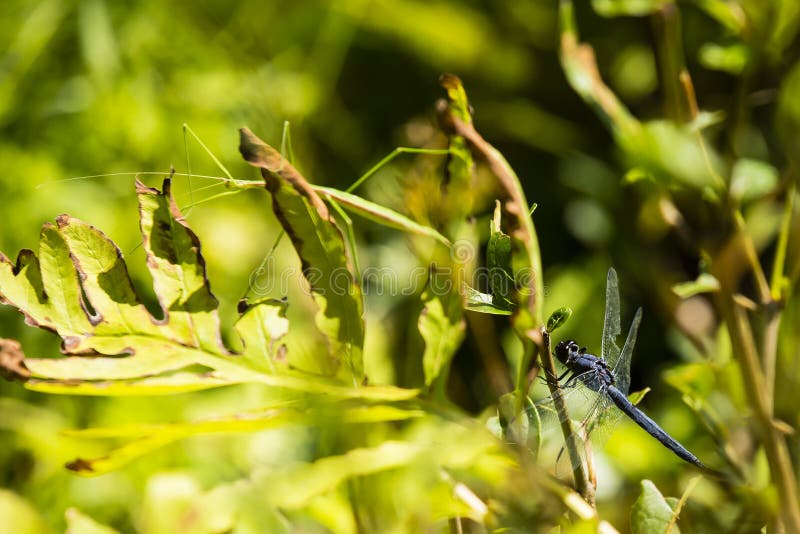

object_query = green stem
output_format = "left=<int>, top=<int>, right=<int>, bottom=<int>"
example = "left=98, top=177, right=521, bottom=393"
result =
left=770, top=177, right=796, bottom=300
left=447, top=118, right=544, bottom=330
left=722, top=295, right=800, bottom=531
left=652, top=4, right=688, bottom=122
left=732, top=211, right=772, bottom=304
left=763, top=176, right=797, bottom=420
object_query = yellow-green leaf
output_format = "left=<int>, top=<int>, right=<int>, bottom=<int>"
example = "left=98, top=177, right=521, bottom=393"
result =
left=239, top=128, right=365, bottom=381
left=631, top=480, right=680, bottom=534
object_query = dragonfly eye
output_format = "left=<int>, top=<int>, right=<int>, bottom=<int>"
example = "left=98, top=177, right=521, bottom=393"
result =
left=555, top=340, right=578, bottom=361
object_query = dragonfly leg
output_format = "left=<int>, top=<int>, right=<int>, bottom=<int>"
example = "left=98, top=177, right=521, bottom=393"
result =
left=541, top=367, right=572, bottom=387
left=562, top=369, right=596, bottom=390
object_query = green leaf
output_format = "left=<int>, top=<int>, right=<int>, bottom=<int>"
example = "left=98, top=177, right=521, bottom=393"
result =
left=440, top=74, right=476, bottom=212
left=239, top=127, right=365, bottom=381
left=137, top=180, right=227, bottom=354
left=698, top=42, right=751, bottom=75
left=64, top=403, right=424, bottom=476
left=730, top=158, right=779, bottom=203
left=694, top=0, right=746, bottom=34
left=559, top=2, right=641, bottom=140
left=487, top=206, right=514, bottom=310
left=546, top=307, right=573, bottom=332
left=419, top=278, right=466, bottom=386
left=25, top=372, right=234, bottom=396
left=497, top=393, right=541, bottom=454
left=0, top=180, right=223, bottom=380
left=65, top=508, right=120, bottom=534
left=672, top=273, right=720, bottom=299
left=1, top=178, right=413, bottom=402
left=592, top=0, right=665, bottom=17
left=464, top=286, right=512, bottom=315
left=777, top=59, right=800, bottom=155
left=624, top=121, right=724, bottom=192
left=315, top=186, right=451, bottom=246
left=259, top=441, right=424, bottom=509
left=236, top=297, right=290, bottom=372
left=439, top=73, right=472, bottom=125
left=689, top=110, right=726, bottom=133
left=0, top=490, right=47, bottom=534
left=627, top=386, right=650, bottom=406
left=631, top=480, right=680, bottom=534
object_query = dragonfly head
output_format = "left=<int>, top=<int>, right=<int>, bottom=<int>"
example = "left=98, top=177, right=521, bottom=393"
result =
left=555, top=340, right=579, bottom=364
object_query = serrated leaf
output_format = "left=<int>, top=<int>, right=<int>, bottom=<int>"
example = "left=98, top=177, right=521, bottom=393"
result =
left=314, top=186, right=451, bottom=246
left=631, top=480, right=680, bottom=534
left=137, top=180, right=227, bottom=354
left=1, top=178, right=412, bottom=402
left=0, top=179, right=225, bottom=380
left=236, top=297, right=289, bottom=372
left=239, top=128, right=365, bottom=381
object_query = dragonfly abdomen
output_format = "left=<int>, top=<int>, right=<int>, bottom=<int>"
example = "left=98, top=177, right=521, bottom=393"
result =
left=605, top=385, right=711, bottom=470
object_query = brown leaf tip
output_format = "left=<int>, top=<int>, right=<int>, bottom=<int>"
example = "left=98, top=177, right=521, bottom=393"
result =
left=55, top=214, right=71, bottom=229
left=65, top=458, right=95, bottom=473
left=0, top=338, right=30, bottom=381
left=135, top=179, right=159, bottom=195
left=439, top=73, right=462, bottom=91
left=238, top=127, right=265, bottom=163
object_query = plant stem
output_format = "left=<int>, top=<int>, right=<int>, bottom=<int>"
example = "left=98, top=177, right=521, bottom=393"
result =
left=722, top=295, right=800, bottom=531
left=769, top=177, right=796, bottom=300
left=763, top=176, right=797, bottom=403
left=542, top=330, right=594, bottom=506
left=440, top=80, right=589, bottom=504
left=446, top=115, right=544, bottom=331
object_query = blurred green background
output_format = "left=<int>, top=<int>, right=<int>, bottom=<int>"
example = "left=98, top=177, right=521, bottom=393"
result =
left=1, top=0, right=799, bottom=531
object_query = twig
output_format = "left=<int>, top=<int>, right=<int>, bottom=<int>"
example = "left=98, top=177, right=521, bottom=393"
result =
left=542, top=330, right=594, bottom=506
left=722, top=295, right=800, bottom=531
left=763, top=175, right=798, bottom=403
left=664, top=475, right=701, bottom=533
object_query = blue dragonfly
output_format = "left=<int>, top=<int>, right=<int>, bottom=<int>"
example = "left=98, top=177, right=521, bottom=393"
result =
left=537, top=268, right=719, bottom=477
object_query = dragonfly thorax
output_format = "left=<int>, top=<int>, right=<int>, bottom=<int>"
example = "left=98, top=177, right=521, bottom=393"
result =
left=555, top=339, right=616, bottom=390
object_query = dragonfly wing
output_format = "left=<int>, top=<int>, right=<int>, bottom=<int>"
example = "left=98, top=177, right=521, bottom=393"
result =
left=614, top=307, right=642, bottom=395
left=602, top=268, right=622, bottom=368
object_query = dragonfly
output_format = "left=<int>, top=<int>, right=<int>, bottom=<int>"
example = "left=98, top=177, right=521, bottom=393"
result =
left=539, top=268, right=719, bottom=476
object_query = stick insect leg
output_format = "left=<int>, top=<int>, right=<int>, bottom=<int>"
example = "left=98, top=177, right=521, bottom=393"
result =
left=239, top=121, right=296, bottom=301
left=328, top=199, right=361, bottom=282
left=346, top=147, right=450, bottom=193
